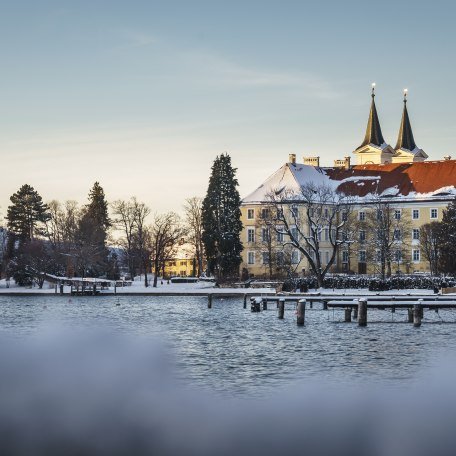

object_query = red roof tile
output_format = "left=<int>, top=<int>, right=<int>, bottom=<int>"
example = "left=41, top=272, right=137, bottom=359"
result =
left=326, top=160, right=456, bottom=198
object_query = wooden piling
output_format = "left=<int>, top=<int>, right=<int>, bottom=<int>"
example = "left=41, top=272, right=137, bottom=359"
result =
left=243, top=294, right=247, bottom=309
left=407, top=308, right=413, bottom=323
left=358, top=298, right=367, bottom=327
left=208, top=294, right=213, bottom=309
left=344, top=307, right=352, bottom=322
left=92, top=284, right=96, bottom=296
left=60, top=283, right=64, bottom=294
left=278, top=298, right=285, bottom=319
left=323, top=300, right=328, bottom=310
left=413, top=303, right=422, bottom=327
left=297, top=299, right=305, bottom=326
left=262, top=298, right=268, bottom=311
left=353, top=306, right=358, bottom=319
left=251, top=298, right=261, bottom=312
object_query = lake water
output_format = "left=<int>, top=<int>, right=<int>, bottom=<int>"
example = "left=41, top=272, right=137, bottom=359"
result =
left=1, top=294, right=455, bottom=396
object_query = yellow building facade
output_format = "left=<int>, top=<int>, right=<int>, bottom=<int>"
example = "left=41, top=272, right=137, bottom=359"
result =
left=240, top=90, right=455, bottom=277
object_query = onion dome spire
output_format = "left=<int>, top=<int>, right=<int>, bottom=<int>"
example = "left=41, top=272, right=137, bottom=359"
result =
left=357, top=83, right=386, bottom=150
left=395, top=89, right=417, bottom=151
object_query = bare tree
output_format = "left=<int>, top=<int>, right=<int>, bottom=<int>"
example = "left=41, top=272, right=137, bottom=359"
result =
left=150, top=212, right=184, bottom=288
left=131, top=201, right=152, bottom=287
left=362, top=198, right=411, bottom=279
left=111, top=198, right=144, bottom=279
left=420, top=222, right=442, bottom=275
left=183, top=197, right=205, bottom=277
left=266, top=182, right=353, bottom=287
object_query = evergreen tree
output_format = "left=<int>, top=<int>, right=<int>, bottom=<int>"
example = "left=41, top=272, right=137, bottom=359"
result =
left=6, top=184, right=50, bottom=242
left=439, top=199, right=456, bottom=274
left=202, top=153, right=243, bottom=279
left=76, top=182, right=111, bottom=277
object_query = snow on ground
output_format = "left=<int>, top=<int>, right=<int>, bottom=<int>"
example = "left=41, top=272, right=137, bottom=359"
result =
left=0, top=277, right=275, bottom=295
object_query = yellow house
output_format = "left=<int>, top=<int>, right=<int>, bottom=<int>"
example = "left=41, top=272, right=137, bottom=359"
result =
left=240, top=89, right=454, bottom=277
left=161, top=242, right=198, bottom=278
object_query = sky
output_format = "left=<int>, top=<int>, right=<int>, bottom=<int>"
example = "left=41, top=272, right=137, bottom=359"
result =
left=1, top=0, right=456, bottom=218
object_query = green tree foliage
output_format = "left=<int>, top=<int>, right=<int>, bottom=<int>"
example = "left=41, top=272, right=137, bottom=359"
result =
left=6, top=184, right=50, bottom=243
left=202, top=153, right=243, bottom=279
left=438, top=199, right=456, bottom=274
left=75, top=182, right=111, bottom=277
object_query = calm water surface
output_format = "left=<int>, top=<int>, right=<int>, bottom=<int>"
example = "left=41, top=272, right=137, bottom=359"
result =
left=1, top=295, right=455, bottom=395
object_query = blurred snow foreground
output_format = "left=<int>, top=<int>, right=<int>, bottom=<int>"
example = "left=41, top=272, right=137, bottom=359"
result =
left=1, top=330, right=456, bottom=456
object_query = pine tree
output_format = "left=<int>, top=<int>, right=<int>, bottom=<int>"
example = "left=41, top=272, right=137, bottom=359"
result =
left=202, top=153, right=243, bottom=279
left=75, top=182, right=111, bottom=277
left=438, top=199, right=456, bottom=274
left=6, top=184, right=50, bottom=242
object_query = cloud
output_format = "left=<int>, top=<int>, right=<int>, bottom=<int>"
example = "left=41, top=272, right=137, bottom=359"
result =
left=180, top=50, right=343, bottom=100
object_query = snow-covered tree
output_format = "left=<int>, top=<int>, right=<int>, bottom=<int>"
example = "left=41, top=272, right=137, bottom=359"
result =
left=183, top=197, right=205, bottom=277
left=202, top=154, right=243, bottom=279
left=420, top=222, right=442, bottom=275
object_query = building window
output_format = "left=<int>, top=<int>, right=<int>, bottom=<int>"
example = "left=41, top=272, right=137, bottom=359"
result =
left=413, top=249, right=420, bottom=262
left=359, top=250, right=366, bottom=262
left=291, top=250, right=299, bottom=264
left=377, top=210, right=383, bottom=221
left=277, top=208, right=284, bottom=219
left=342, top=211, right=348, bottom=221
left=412, top=229, right=420, bottom=240
left=430, top=208, right=438, bottom=219
left=247, top=228, right=255, bottom=243
left=262, top=252, right=269, bottom=265
left=324, top=228, right=329, bottom=241
left=394, top=210, right=401, bottom=220
left=393, top=229, right=401, bottom=241
left=395, top=250, right=402, bottom=262
left=262, top=228, right=269, bottom=243
left=412, top=209, right=420, bottom=220
left=325, top=251, right=330, bottom=264
left=276, top=251, right=284, bottom=266
left=342, top=251, right=349, bottom=263
left=277, top=227, right=284, bottom=243
left=247, top=209, right=254, bottom=219
left=261, top=208, right=269, bottom=219
left=290, top=205, right=298, bottom=218
left=359, top=211, right=365, bottom=221
left=248, top=252, right=255, bottom=264
left=291, top=226, right=298, bottom=240
left=359, top=230, right=366, bottom=242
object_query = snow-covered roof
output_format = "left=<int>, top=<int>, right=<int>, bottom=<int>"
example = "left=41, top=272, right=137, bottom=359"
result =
left=242, top=160, right=456, bottom=204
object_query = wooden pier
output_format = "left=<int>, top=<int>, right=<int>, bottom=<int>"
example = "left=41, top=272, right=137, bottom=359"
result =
left=248, top=294, right=456, bottom=327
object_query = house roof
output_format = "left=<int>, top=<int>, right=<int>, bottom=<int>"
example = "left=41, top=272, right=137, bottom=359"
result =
left=242, top=160, right=456, bottom=204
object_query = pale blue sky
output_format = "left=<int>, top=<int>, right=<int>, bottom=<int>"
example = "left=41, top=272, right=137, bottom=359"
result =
left=0, top=0, right=455, bottom=215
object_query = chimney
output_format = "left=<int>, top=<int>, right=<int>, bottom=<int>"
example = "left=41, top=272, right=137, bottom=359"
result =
left=289, top=153, right=296, bottom=164
left=303, top=156, right=320, bottom=167
left=444, top=155, right=452, bottom=161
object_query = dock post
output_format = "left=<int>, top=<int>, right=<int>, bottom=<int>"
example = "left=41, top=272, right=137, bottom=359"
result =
left=297, top=299, right=305, bottom=326
left=114, top=282, right=117, bottom=295
left=352, top=299, right=358, bottom=319
left=208, top=294, right=213, bottom=309
left=358, top=298, right=367, bottom=327
left=413, top=303, right=422, bottom=327
left=322, top=300, right=328, bottom=310
left=92, top=284, right=96, bottom=296
left=55, top=284, right=57, bottom=294
left=59, top=283, right=64, bottom=295
left=418, top=299, right=424, bottom=318
left=251, top=298, right=261, bottom=312
left=262, top=298, right=268, bottom=311
left=344, top=307, right=352, bottom=322
left=278, top=298, right=285, bottom=319
left=243, top=294, right=247, bottom=309
left=407, top=308, right=413, bottom=323
left=310, top=301, right=313, bottom=309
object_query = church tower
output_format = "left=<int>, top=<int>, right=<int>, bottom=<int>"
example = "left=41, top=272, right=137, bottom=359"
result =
left=353, top=84, right=395, bottom=165
left=391, top=90, right=427, bottom=163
